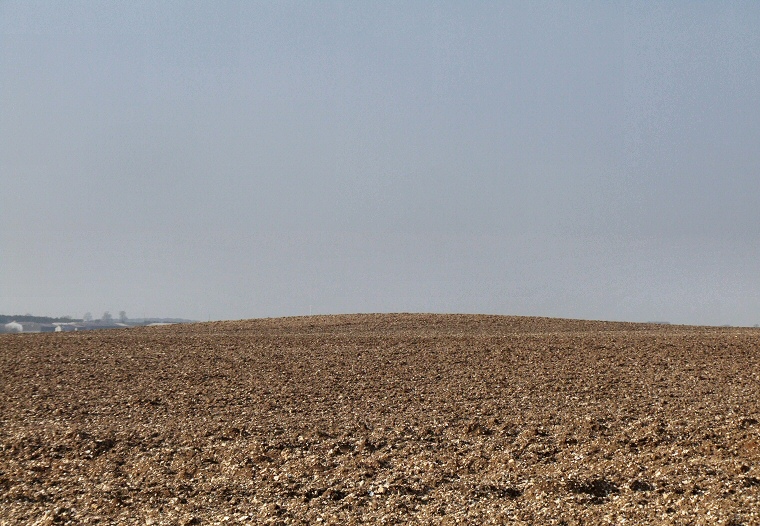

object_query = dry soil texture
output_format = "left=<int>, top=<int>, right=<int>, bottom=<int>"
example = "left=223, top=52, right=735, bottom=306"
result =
left=1, top=314, right=760, bottom=525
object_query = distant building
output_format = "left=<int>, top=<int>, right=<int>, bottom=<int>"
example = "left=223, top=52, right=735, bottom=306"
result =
left=2, top=322, right=63, bottom=333
left=18, top=322, right=42, bottom=333
left=3, top=321, right=22, bottom=333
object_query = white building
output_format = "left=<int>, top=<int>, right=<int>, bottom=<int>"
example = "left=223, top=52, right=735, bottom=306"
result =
left=4, top=321, right=23, bottom=333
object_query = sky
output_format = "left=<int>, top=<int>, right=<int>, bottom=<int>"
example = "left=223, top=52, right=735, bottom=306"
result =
left=2, top=1, right=759, bottom=326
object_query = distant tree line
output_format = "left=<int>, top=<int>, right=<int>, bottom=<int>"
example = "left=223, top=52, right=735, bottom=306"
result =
left=0, top=314, right=80, bottom=324
left=2, top=311, right=197, bottom=329
left=83, top=311, right=129, bottom=323
left=0, top=311, right=129, bottom=325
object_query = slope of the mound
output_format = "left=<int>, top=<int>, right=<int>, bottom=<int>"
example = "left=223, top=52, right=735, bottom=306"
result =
left=1, top=314, right=759, bottom=524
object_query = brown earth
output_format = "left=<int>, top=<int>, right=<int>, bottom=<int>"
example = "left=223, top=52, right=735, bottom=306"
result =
left=1, top=313, right=759, bottom=525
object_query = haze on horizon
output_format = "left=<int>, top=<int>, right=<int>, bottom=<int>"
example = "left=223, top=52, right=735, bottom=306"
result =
left=2, top=2, right=759, bottom=326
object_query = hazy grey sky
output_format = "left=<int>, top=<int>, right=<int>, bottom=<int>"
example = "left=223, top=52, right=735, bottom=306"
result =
left=2, top=1, right=759, bottom=325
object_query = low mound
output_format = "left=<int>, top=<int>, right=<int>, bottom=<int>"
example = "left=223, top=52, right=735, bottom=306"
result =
left=1, top=314, right=759, bottom=524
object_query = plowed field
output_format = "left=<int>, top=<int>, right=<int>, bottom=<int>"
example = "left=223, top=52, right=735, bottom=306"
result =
left=1, top=314, right=759, bottom=525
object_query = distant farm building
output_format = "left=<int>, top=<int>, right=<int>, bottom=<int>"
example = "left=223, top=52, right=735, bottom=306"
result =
left=4, top=321, right=23, bottom=333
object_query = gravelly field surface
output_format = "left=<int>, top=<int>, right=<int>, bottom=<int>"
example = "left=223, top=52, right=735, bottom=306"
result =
left=1, top=313, right=759, bottom=525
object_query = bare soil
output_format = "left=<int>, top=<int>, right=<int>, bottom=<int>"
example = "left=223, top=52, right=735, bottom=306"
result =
left=1, top=314, right=759, bottom=525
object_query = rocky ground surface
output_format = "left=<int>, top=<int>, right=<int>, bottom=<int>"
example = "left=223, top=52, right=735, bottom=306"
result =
left=1, top=314, right=759, bottom=525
